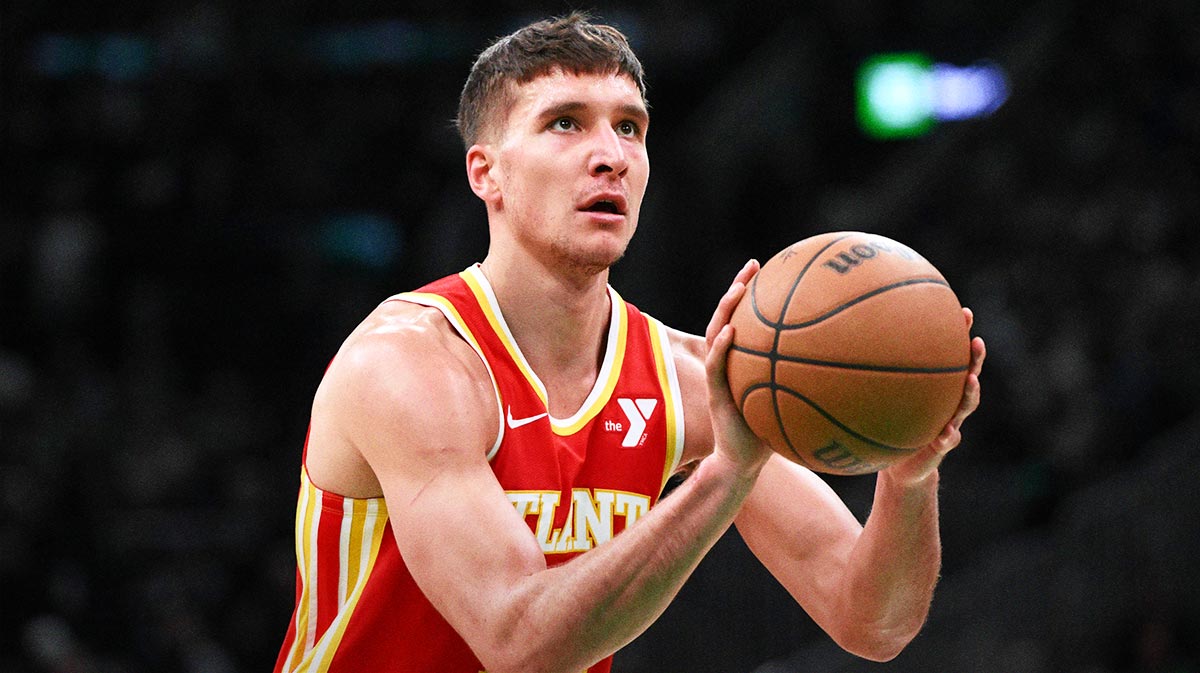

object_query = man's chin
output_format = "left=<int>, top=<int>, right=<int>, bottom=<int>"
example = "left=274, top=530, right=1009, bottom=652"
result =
left=553, top=245, right=627, bottom=278
left=551, top=234, right=630, bottom=277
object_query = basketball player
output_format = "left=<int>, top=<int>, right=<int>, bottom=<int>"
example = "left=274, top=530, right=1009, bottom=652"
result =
left=274, top=13, right=986, bottom=673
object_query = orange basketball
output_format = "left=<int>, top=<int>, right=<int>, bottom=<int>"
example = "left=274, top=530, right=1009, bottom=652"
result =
left=726, top=231, right=970, bottom=475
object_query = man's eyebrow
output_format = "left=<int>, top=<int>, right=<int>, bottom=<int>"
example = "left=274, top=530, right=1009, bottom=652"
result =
left=537, top=101, right=650, bottom=125
left=618, top=103, right=651, bottom=126
left=537, top=101, right=587, bottom=120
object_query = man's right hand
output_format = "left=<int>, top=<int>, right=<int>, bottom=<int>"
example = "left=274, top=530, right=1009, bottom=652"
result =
left=703, top=259, right=773, bottom=477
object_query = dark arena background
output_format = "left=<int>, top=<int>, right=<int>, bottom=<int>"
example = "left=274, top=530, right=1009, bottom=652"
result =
left=3, top=1, right=1199, bottom=671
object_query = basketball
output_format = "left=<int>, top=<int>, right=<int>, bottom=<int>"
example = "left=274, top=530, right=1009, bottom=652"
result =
left=726, top=231, right=971, bottom=475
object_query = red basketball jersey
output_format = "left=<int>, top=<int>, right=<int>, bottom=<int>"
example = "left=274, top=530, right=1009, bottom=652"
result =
left=275, top=265, right=685, bottom=673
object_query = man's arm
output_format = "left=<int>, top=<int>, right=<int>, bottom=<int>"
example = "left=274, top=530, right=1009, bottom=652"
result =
left=735, top=323, right=986, bottom=661
left=667, top=297, right=985, bottom=662
left=322, top=267, right=769, bottom=673
left=735, top=456, right=938, bottom=661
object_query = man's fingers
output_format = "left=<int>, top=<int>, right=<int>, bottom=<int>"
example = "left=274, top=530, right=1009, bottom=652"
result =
left=706, top=324, right=736, bottom=406
left=949, top=336, right=986, bottom=429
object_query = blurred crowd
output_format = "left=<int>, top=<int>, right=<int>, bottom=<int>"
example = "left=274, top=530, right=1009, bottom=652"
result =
left=2, top=2, right=1198, bottom=672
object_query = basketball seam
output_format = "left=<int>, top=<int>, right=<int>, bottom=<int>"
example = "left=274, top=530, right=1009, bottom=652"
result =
left=778, top=277, right=952, bottom=329
left=749, top=234, right=854, bottom=330
left=737, top=382, right=917, bottom=455
left=737, top=383, right=810, bottom=465
left=759, top=235, right=855, bottom=467
left=728, top=345, right=968, bottom=374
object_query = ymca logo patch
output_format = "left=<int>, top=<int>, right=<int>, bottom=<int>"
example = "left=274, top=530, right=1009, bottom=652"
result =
left=605, top=397, right=657, bottom=447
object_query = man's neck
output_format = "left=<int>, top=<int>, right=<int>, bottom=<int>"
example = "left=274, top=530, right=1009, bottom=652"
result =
left=478, top=253, right=612, bottom=416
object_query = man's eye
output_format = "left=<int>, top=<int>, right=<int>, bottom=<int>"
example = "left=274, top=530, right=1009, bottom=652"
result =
left=552, top=118, right=576, bottom=131
left=617, top=121, right=639, bottom=137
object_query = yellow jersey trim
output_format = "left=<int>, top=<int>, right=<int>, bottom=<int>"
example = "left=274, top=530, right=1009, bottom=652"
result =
left=647, top=317, right=685, bottom=490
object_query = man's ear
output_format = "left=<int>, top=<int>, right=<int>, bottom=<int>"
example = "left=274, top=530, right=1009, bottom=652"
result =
left=466, top=144, right=501, bottom=204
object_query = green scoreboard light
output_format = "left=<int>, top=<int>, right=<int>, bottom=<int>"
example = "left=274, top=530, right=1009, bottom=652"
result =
left=856, top=52, right=1009, bottom=139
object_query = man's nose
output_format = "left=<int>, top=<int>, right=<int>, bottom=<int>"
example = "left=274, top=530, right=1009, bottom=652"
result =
left=588, top=127, right=628, bottom=177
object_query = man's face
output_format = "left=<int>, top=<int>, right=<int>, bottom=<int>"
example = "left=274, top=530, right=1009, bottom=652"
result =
left=484, top=69, right=650, bottom=276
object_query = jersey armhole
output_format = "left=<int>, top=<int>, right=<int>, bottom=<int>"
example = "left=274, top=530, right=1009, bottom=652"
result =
left=389, top=292, right=506, bottom=460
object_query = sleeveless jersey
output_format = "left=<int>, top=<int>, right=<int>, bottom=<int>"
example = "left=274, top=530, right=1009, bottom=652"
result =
left=274, top=264, right=686, bottom=673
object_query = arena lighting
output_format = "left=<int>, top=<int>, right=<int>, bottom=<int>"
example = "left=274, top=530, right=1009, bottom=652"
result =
left=856, top=52, right=1009, bottom=139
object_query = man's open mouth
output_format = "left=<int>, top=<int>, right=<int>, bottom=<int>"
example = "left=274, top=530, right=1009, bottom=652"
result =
left=584, top=200, right=621, bottom=214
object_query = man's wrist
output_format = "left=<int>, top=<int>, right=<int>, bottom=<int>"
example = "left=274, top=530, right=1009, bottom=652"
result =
left=878, top=464, right=940, bottom=499
left=699, top=447, right=768, bottom=497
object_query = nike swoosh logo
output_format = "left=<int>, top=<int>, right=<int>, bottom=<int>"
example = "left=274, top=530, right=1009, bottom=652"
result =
left=506, top=406, right=549, bottom=429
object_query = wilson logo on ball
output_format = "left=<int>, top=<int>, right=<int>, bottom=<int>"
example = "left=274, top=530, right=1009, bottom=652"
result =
left=822, top=239, right=921, bottom=275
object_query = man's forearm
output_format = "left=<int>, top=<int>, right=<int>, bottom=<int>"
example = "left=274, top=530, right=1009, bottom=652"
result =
left=490, top=452, right=764, bottom=673
left=836, top=469, right=942, bottom=661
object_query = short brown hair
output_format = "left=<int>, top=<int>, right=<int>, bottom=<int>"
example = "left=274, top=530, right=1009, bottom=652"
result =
left=455, top=12, right=648, bottom=148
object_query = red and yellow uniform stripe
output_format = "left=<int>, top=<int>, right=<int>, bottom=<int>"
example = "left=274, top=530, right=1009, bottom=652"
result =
left=275, top=469, right=389, bottom=673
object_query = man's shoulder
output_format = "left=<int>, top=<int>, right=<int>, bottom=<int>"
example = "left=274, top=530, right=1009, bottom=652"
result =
left=305, top=296, right=499, bottom=495
left=323, top=298, right=489, bottom=414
